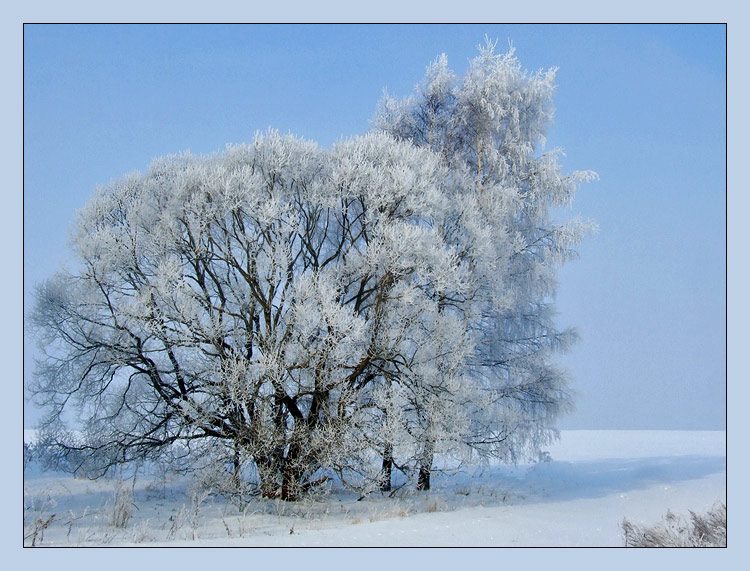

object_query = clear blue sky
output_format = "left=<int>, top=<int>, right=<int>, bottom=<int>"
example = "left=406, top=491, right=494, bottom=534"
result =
left=23, top=24, right=726, bottom=430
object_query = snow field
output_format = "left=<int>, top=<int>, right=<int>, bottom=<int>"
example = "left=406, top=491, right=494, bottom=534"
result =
left=23, top=430, right=726, bottom=547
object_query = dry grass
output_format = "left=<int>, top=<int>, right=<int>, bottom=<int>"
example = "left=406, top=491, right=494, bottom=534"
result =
left=110, top=480, right=135, bottom=529
left=425, top=499, right=441, bottom=513
left=622, top=502, right=726, bottom=547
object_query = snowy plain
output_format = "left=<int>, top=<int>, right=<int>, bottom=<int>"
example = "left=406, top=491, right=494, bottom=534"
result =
left=23, top=430, right=725, bottom=547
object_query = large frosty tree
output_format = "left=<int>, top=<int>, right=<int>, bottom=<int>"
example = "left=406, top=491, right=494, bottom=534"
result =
left=29, top=40, right=594, bottom=499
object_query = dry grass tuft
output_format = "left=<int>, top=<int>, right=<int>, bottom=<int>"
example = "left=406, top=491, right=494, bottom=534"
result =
left=622, top=502, right=726, bottom=547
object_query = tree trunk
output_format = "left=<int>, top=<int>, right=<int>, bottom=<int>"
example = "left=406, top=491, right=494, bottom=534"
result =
left=380, top=443, right=393, bottom=492
left=417, top=443, right=434, bottom=491
left=280, top=429, right=306, bottom=501
left=417, top=463, right=431, bottom=491
left=233, top=442, right=242, bottom=492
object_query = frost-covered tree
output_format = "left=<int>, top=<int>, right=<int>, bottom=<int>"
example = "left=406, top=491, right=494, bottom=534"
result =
left=30, top=39, right=594, bottom=499
left=374, top=38, right=596, bottom=488
left=30, top=130, right=474, bottom=499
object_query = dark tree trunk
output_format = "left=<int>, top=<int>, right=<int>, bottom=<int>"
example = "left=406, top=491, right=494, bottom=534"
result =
left=380, top=443, right=393, bottom=492
left=280, top=425, right=307, bottom=501
left=417, top=443, right=433, bottom=491
left=417, top=463, right=431, bottom=491
left=233, top=442, right=242, bottom=492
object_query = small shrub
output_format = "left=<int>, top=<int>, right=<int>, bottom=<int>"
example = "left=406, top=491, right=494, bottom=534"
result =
left=622, top=502, right=726, bottom=547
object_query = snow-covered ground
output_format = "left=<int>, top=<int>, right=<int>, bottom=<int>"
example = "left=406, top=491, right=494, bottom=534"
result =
left=23, top=430, right=725, bottom=547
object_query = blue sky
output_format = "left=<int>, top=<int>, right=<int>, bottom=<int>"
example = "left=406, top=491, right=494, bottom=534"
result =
left=23, top=24, right=726, bottom=430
